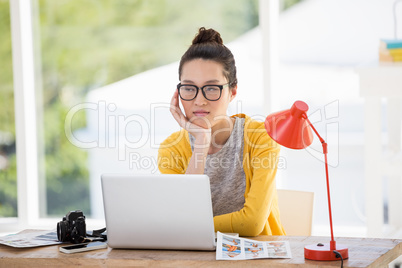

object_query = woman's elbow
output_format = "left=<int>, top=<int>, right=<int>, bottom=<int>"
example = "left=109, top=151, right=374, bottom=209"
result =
left=238, top=221, right=265, bottom=237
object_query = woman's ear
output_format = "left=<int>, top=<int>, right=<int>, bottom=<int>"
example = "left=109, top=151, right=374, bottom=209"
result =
left=229, top=85, right=237, bottom=102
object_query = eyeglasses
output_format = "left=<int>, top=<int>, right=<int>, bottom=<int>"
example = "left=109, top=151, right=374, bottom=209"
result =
left=177, top=83, right=229, bottom=101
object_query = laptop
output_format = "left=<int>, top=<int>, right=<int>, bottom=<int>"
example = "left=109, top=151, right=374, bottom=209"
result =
left=101, top=174, right=216, bottom=250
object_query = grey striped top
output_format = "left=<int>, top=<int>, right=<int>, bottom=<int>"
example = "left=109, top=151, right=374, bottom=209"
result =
left=189, top=117, right=246, bottom=216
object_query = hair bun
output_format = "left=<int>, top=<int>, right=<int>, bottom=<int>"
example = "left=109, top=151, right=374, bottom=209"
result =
left=192, top=27, right=223, bottom=45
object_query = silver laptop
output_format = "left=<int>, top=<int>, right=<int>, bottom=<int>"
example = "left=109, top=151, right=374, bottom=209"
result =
left=101, top=174, right=216, bottom=250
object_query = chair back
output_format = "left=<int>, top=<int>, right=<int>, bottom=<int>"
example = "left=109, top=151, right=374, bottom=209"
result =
left=277, top=189, right=314, bottom=236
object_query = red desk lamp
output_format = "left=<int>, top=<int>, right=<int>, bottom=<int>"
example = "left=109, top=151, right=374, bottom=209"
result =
left=265, top=100, right=348, bottom=261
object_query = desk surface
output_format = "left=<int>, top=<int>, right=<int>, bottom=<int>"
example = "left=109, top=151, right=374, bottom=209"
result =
left=1, top=235, right=401, bottom=267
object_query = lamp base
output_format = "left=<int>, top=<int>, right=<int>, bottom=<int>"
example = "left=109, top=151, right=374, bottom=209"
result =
left=304, top=243, right=348, bottom=261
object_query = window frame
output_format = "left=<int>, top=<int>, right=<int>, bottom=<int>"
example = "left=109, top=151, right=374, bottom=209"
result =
left=1, top=0, right=40, bottom=231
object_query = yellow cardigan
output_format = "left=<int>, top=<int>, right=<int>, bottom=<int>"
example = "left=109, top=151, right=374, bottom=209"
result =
left=158, top=114, right=286, bottom=236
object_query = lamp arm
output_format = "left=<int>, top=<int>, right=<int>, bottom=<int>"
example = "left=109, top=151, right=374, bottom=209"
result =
left=306, top=117, right=336, bottom=250
left=304, top=116, right=326, bottom=148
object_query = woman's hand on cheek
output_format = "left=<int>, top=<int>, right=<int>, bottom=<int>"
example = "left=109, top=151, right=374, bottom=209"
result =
left=170, top=91, right=211, bottom=148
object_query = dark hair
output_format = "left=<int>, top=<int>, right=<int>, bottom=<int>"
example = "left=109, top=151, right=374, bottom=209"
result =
left=179, top=27, right=237, bottom=88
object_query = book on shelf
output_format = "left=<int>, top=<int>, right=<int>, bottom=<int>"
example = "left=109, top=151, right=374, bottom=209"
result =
left=379, top=39, right=402, bottom=62
left=379, top=49, right=402, bottom=62
left=379, top=47, right=402, bottom=56
left=380, top=39, right=402, bottom=49
left=379, top=53, right=402, bottom=62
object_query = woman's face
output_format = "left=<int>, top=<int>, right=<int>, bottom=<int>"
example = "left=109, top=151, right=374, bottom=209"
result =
left=179, top=59, right=237, bottom=129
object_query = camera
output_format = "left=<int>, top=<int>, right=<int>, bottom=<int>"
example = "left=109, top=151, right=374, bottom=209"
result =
left=57, top=210, right=87, bottom=244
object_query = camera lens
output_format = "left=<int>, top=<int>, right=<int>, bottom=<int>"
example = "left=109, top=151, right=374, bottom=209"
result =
left=57, top=221, right=69, bottom=242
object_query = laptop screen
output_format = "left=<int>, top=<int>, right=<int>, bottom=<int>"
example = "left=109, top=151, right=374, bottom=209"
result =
left=101, top=174, right=216, bottom=250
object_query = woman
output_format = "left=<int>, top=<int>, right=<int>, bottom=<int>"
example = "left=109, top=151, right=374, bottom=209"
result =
left=158, top=27, right=285, bottom=236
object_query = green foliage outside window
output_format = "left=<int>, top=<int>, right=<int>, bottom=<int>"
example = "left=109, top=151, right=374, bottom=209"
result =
left=0, top=0, right=17, bottom=217
left=281, top=0, right=303, bottom=10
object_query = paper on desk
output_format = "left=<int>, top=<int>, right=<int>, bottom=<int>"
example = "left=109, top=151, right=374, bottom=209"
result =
left=216, top=232, right=292, bottom=260
left=0, top=229, right=62, bottom=248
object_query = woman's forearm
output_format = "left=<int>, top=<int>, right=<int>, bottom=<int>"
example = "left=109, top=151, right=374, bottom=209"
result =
left=185, top=134, right=210, bottom=174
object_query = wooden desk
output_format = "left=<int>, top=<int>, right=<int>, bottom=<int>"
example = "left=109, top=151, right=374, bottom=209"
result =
left=1, top=235, right=401, bottom=267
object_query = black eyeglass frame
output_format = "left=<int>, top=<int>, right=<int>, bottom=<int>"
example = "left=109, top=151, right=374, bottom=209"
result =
left=176, top=83, right=230, bottom=101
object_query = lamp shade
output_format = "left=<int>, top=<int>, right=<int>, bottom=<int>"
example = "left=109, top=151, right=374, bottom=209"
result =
left=264, top=101, right=313, bottom=149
